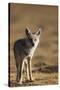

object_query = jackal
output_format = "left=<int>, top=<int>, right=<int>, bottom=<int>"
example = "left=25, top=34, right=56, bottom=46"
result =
left=13, top=27, right=41, bottom=84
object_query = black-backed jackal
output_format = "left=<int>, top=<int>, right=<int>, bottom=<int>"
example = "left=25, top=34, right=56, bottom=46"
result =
left=14, top=27, right=42, bottom=84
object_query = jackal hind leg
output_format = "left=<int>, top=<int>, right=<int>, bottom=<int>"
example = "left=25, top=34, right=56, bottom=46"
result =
left=15, top=56, right=20, bottom=82
left=16, top=59, right=23, bottom=84
left=18, top=60, right=25, bottom=84
left=16, top=64, right=20, bottom=82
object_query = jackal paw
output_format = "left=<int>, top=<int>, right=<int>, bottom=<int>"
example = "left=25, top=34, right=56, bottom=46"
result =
left=18, top=81, right=22, bottom=85
left=30, top=77, right=34, bottom=82
left=27, top=77, right=30, bottom=81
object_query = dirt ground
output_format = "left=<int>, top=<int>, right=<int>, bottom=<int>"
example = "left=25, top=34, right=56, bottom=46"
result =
left=9, top=71, right=58, bottom=87
left=9, top=3, right=58, bottom=87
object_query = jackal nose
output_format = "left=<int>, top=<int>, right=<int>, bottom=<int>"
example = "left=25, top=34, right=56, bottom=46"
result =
left=32, top=43, right=34, bottom=46
left=29, top=38, right=34, bottom=46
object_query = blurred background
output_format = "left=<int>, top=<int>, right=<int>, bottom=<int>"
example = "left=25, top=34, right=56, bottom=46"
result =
left=9, top=3, right=58, bottom=86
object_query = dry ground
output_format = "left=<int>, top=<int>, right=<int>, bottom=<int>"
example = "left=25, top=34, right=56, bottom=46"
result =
left=9, top=3, right=58, bottom=87
left=9, top=71, right=58, bottom=87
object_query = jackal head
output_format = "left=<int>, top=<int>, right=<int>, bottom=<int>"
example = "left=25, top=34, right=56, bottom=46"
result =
left=25, top=27, right=42, bottom=47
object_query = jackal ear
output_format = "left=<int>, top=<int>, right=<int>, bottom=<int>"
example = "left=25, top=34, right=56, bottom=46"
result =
left=25, top=27, right=31, bottom=36
left=36, top=28, right=41, bottom=36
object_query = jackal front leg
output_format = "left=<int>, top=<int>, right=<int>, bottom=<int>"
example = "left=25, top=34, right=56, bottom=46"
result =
left=24, top=59, right=30, bottom=80
left=27, top=57, right=34, bottom=81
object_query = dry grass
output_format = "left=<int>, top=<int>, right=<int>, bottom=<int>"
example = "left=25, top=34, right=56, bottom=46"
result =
left=9, top=3, right=58, bottom=87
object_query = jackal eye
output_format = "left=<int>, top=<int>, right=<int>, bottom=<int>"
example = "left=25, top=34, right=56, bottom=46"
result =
left=30, top=38, right=32, bottom=41
left=30, top=38, right=33, bottom=42
left=34, top=39, right=37, bottom=41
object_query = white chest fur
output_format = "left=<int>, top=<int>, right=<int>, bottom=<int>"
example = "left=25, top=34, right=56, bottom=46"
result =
left=28, top=39, right=39, bottom=59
